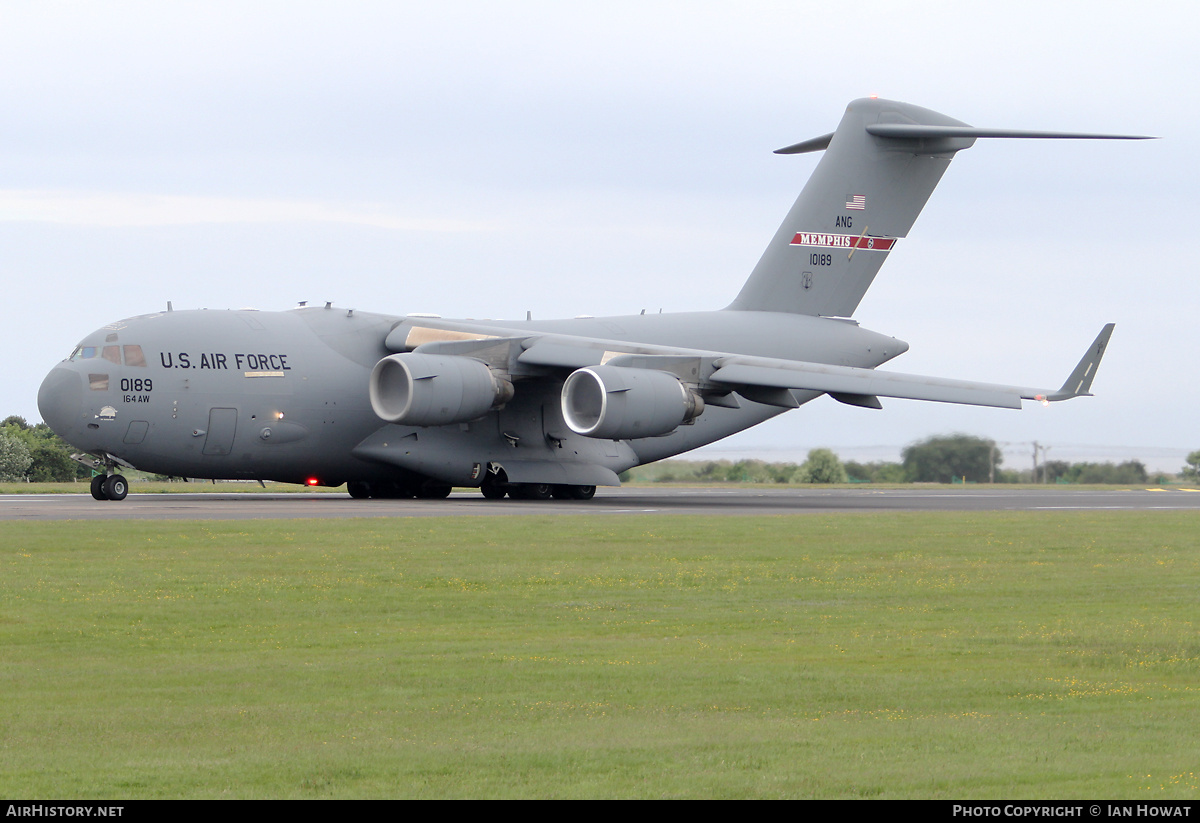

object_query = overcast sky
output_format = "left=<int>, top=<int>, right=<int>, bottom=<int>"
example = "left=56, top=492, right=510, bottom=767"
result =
left=2, top=1, right=1193, bottom=471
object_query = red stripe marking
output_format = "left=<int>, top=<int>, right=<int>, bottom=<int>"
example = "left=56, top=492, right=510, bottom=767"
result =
left=789, top=232, right=895, bottom=250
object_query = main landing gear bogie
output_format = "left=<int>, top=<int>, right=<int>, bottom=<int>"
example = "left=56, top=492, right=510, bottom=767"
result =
left=91, top=473, right=129, bottom=501
left=556, top=484, right=596, bottom=500
left=348, top=478, right=598, bottom=502
left=481, top=482, right=596, bottom=501
left=346, top=481, right=453, bottom=500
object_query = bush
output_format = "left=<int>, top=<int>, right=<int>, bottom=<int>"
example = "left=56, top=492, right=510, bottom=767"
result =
left=902, top=434, right=999, bottom=483
left=845, top=461, right=907, bottom=483
left=0, top=430, right=32, bottom=481
left=1060, top=461, right=1148, bottom=485
left=796, top=449, right=847, bottom=484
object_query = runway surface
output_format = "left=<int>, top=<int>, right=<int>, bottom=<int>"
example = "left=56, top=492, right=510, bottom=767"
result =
left=5, top=486, right=1200, bottom=521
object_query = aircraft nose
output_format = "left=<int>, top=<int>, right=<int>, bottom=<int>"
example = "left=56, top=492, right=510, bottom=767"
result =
left=38, top=366, right=84, bottom=439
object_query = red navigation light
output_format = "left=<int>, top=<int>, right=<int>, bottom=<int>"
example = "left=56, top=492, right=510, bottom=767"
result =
left=306, top=477, right=319, bottom=486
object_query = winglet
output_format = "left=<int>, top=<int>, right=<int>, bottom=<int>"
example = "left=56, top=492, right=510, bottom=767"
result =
left=774, top=132, right=834, bottom=155
left=1037, top=324, right=1116, bottom=402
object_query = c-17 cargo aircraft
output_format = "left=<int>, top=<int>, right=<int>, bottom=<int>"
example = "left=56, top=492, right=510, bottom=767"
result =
left=38, top=98, right=1147, bottom=502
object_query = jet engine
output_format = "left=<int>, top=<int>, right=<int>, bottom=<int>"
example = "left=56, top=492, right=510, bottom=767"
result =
left=560, top=365, right=704, bottom=439
left=369, top=353, right=513, bottom=426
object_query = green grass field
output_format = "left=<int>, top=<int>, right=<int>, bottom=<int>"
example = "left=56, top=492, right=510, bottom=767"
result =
left=2, top=512, right=1198, bottom=798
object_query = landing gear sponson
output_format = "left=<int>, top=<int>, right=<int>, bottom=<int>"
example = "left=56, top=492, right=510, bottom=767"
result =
left=347, top=478, right=596, bottom=501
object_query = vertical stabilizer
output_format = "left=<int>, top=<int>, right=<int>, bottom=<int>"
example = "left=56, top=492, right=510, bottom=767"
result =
left=727, top=98, right=974, bottom=317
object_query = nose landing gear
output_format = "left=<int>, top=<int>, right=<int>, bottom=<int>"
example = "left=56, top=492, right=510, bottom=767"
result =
left=90, top=472, right=129, bottom=501
left=78, top=454, right=131, bottom=502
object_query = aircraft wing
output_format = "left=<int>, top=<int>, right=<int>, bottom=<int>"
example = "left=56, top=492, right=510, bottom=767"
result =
left=710, top=361, right=1024, bottom=408
left=708, top=324, right=1114, bottom=410
left=392, top=318, right=1114, bottom=412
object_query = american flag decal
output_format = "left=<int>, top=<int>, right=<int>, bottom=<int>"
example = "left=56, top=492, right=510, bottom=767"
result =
left=845, top=194, right=866, bottom=210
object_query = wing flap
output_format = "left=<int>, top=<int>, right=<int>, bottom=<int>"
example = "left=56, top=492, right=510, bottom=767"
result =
left=710, top=361, right=1026, bottom=409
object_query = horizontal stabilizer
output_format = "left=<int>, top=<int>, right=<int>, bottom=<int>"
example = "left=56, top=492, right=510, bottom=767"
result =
left=866, top=124, right=1156, bottom=141
left=774, top=132, right=834, bottom=154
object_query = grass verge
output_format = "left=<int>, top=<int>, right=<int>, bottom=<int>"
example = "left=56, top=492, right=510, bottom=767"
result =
left=2, top=512, right=1198, bottom=798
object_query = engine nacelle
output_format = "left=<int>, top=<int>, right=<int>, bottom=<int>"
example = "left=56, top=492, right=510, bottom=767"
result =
left=560, top=365, right=704, bottom=439
left=369, top=353, right=513, bottom=426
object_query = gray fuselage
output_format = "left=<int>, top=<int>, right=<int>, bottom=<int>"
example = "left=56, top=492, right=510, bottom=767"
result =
left=37, top=306, right=904, bottom=487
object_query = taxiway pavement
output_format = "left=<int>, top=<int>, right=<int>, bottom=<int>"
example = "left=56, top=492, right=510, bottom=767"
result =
left=4, top=486, right=1200, bottom=521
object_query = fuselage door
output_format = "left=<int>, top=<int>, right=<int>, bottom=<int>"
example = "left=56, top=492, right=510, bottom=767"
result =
left=202, top=408, right=238, bottom=456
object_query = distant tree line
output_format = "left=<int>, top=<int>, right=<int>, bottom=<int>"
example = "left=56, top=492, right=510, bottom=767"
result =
left=0, top=417, right=1178, bottom=485
left=630, top=435, right=1164, bottom=485
left=630, top=448, right=849, bottom=485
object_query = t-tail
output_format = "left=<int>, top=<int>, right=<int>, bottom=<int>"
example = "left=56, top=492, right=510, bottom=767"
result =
left=727, top=97, right=1153, bottom=318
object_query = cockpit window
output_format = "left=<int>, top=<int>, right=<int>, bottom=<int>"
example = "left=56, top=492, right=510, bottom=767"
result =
left=70, top=343, right=146, bottom=366
left=88, top=374, right=109, bottom=391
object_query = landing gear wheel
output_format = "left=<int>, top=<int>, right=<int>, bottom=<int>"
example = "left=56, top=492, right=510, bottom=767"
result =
left=90, top=475, right=109, bottom=501
left=569, top=485, right=596, bottom=500
left=416, top=485, right=452, bottom=499
left=347, top=481, right=372, bottom=499
left=480, top=482, right=506, bottom=500
left=103, top=474, right=129, bottom=501
left=514, top=483, right=553, bottom=501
